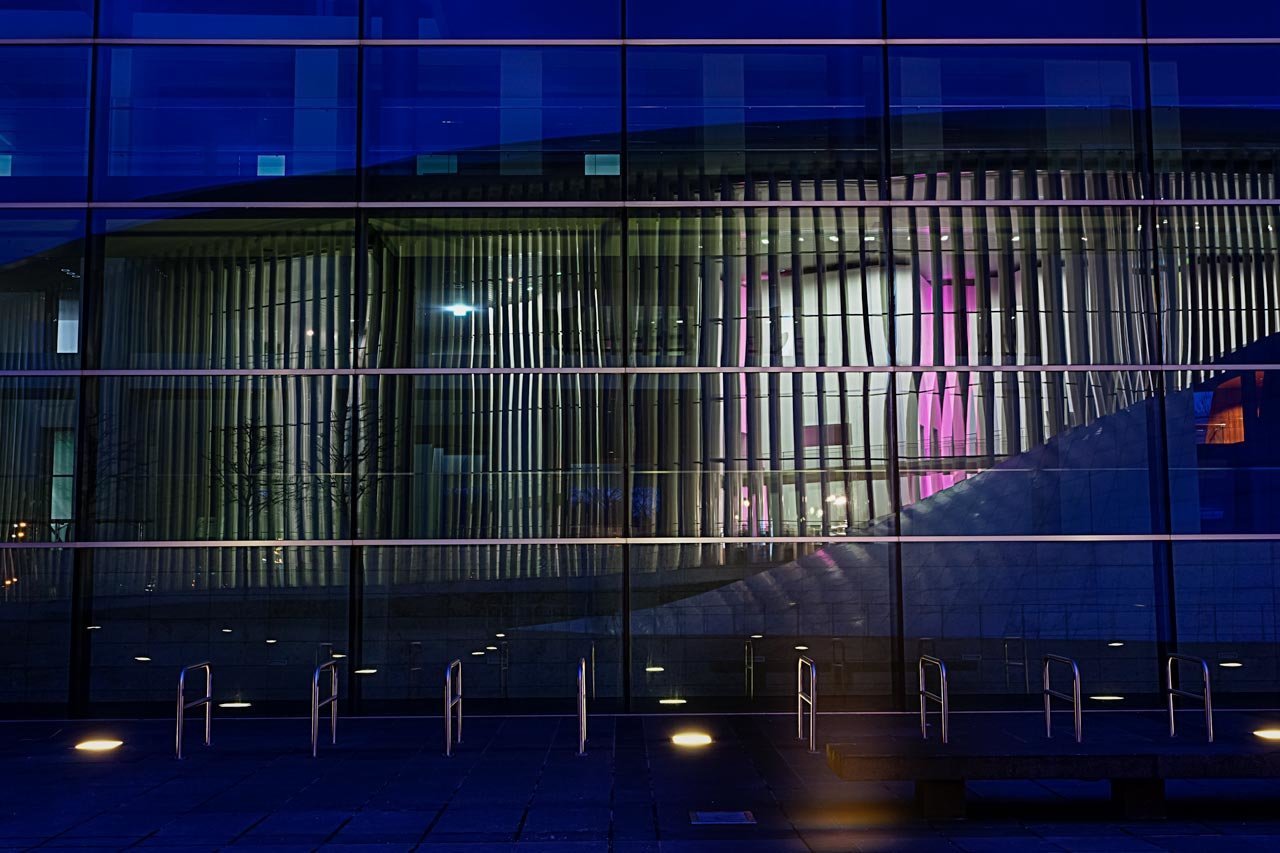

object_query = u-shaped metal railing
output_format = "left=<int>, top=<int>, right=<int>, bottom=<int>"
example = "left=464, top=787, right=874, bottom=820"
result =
left=445, top=659, right=463, bottom=757
left=310, top=660, right=339, bottom=757
left=1042, top=654, right=1082, bottom=743
left=918, top=655, right=950, bottom=744
left=577, top=657, right=588, bottom=755
left=175, top=661, right=212, bottom=759
left=1167, top=653, right=1214, bottom=742
left=797, top=655, right=817, bottom=753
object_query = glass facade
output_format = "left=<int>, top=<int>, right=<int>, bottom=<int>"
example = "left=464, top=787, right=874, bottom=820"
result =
left=2, top=2, right=1279, bottom=717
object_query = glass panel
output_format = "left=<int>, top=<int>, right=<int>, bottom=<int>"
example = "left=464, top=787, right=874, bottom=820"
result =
left=892, top=206, right=1155, bottom=367
left=631, top=542, right=895, bottom=708
left=96, top=211, right=356, bottom=370
left=366, top=0, right=619, bottom=38
left=0, top=0, right=93, bottom=37
left=632, top=373, right=893, bottom=537
left=1167, top=369, right=1280, bottom=534
left=1149, top=0, right=1280, bottom=38
left=897, top=371, right=1164, bottom=536
left=1173, top=541, right=1280, bottom=691
left=100, top=0, right=358, bottom=38
left=358, top=375, right=623, bottom=539
left=1159, top=206, right=1280, bottom=365
left=0, top=379, right=78, bottom=544
left=95, top=47, right=358, bottom=202
left=87, top=547, right=348, bottom=710
left=0, top=550, right=72, bottom=710
left=630, top=208, right=889, bottom=368
left=0, top=213, right=85, bottom=370
left=888, top=0, right=1139, bottom=37
left=628, top=0, right=878, bottom=38
left=0, top=47, right=91, bottom=202
left=363, top=47, right=621, bottom=203
left=628, top=47, right=882, bottom=203
left=902, top=541, right=1160, bottom=699
left=86, top=376, right=352, bottom=542
left=1151, top=47, right=1280, bottom=200
left=890, top=47, right=1146, bottom=202
left=365, top=212, right=621, bottom=368
left=361, top=545, right=622, bottom=710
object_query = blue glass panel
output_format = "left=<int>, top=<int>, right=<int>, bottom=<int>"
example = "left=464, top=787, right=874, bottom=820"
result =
left=366, top=0, right=618, bottom=38
left=0, top=379, right=78, bottom=545
left=1149, top=0, right=1280, bottom=37
left=0, top=0, right=92, bottom=37
left=889, top=0, right=1139, bottom=37
left=100, top=0, right=358, bottom=38
left=628, top=47, right=882, bottom=202
left=890, top=47, right=1146, bottom=201
left=0, top=213, right=85, bottom=371
left=1167, top=370, right=1280, bottom=535
left=364, top=47, right=621, bottom=202
left=0, top=48, right=91, bottom=203
left=95, top=47, right=358, bottom=203
left=902, top=541, right=1159, bottom=697
left=897, top=371, right=1165, bottom=536
left=628, top=0, right=878, bottom=38
left=1151, top=47, right=1280, bottom=200
left=0, top=550, right=71, bottom=709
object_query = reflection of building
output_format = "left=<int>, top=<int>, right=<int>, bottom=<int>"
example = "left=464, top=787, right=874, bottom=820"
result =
left=2, top=2, right=1280, bottom=715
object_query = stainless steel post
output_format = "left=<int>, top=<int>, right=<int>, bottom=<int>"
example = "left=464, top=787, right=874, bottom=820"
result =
left=917, top=655, right=950, bottom=744
left=1042, top=654, right=1082, bottom=743
left=1166, top=653, right=1214, bottom=742
left=796, top=655, right=817, bottom=753
left=577, top=657, right=588, bottom=755
left=445, top=659, right=463, bottom=756
left=175, top=661, right=213, bottom=759
left=311, top=660, right=339, bottom=757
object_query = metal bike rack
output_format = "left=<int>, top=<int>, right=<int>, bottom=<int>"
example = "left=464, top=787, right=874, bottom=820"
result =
left=175, top=661, right=212, bottom=759
left=445, top=659, right=463, bottom=757
left=577, top=657, right=588, bottom=756
left=1167, top=653, right=1214, bottom=742
left=1003, top=636, right=1029, bottom=693
left=310, top=659, right=339, bottom=757
left=797, top=655, right=817, bottom=753
left=744, top=638, right=755, bottom=699
left=918, top=655, right=950, bottom=744
left=1042, top=654, right=1082, bottom=743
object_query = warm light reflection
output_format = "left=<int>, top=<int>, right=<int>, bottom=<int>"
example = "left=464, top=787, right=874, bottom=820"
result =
left=672, top=732, right=713, bottom=747
left=1220, top=661, right=1244, bottom=668
left=794, top=645, right=809, bottom=651
left=1089, top=695, right=1124, bottom=701
left=331, top=653, right=346, bottom=659
left=659, top=698, right=687, bottom=705
left=1254, top=729, right=1280, bottom=741
left=75, top=739, right=123, bottom=752
left=218, top=702, right=251, bottom=709
left=645, top=666, right=665, bottom=673
left=355, top=668, right=377, bottom=675
left=471, top=651, right=485, bottom=656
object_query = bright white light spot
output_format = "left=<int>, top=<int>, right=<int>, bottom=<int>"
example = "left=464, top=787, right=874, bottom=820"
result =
left=750, top=634, right=763, bottom=639
left=265, top=639, right=278, bottom=644
left=133, top=656, right=151, bottom=662
left=827, top=235, right=839, bottom=243
left=218, top=701, right=252, bottom=709
left=659, top=698, right=686, bottom=705
left=672, top=732, right=713, bottom=747
left=446, top=304, right=474, bottom=317
left=1220, top=661, right=1243, bottom=668
left=1107, top=642, right=1125, bottom=648
left=355, top=668, right=378, bottom=675
left=221, top=628, right=233, bottom=634
left=75, top=739, right=123, bottom=752
left=485, top=645, right=498, bottom=651
left=1254, top=729, right=1280, bottom=740
left=864, top=235, right=876, bottom=242
left=645, top=666, right=665, bottom=673
left=794, top=645, right=809, bottom=651
left=1089, top=695, right=1124, bottom=701
left=471, top=651, right=485, bottom=656
left=331, top=653, right=346, bottom=659
left=495, top=633, right=506, bottom=638
left=940, top=235, right=949, bottom=242
left=86, top=625, right=101, bottom=631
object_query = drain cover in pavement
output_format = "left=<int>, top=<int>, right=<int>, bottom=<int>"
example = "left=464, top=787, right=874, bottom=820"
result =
left=689, top=811, right=756, bottom=825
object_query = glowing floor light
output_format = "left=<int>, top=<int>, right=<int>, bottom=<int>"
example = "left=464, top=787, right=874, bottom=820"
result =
left=75, top=740, right=123, bottom=752
left=672, top=732, right=713, bottom=747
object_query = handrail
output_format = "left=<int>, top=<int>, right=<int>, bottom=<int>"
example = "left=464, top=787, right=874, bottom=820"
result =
left=1042, top=654, right=1082, bottom=743
left=175, top=661, right=212, bottom=760
left=744, top=639, right=755, bottom=699
left=797, top=655, right=817, bottom=753
left=577, top=657, right=588, bottom=756
left=1003, top=636, right=1030, bottom=693
left=445, top=659, right=462, bottom=757
left=918, top=655, right=949, bottom=744
left=1167, top=653, right=1214, bottom=742
left=311, top=659, right=339, bottom=757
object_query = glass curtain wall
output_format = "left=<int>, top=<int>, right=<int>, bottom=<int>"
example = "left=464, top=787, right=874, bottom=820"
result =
left=1, top=0, right=1279, bottom=716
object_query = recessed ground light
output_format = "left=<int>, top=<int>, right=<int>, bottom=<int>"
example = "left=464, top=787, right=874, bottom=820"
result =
left=1254, top=729, right=1280, bottom=741
left=471, top=651, right=485, bottom=656
left=75, top=739, right=123, bottom=752
left=672, top=732, right=713, bottom=747
left=495, top=633, right=506, bottom=638
left=86, top=625, right=101, bottom=631
left=794, top=645, right=809, bottom=651
left=218, top=701, right=252, bottom=709
left=133, top=656, right=151, bottom=662
left=1107, top=642, right=1125, bottom=647
left=659, top=698, right=687, bottom=705
left=265, top=639, right=278, bottom=644
left=354, top=668, right=377, bottom=675
left=485, top=645, right=498, bottom=651
left=1090, top=695, right=1125, bottom=701
left=1220, top=661, right=1244, bottom=668
left=645, top=666, right=665, bottom=673
left=220, top=628, right=233, bottom=633
left=750, top=634, right=763, bottom=639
